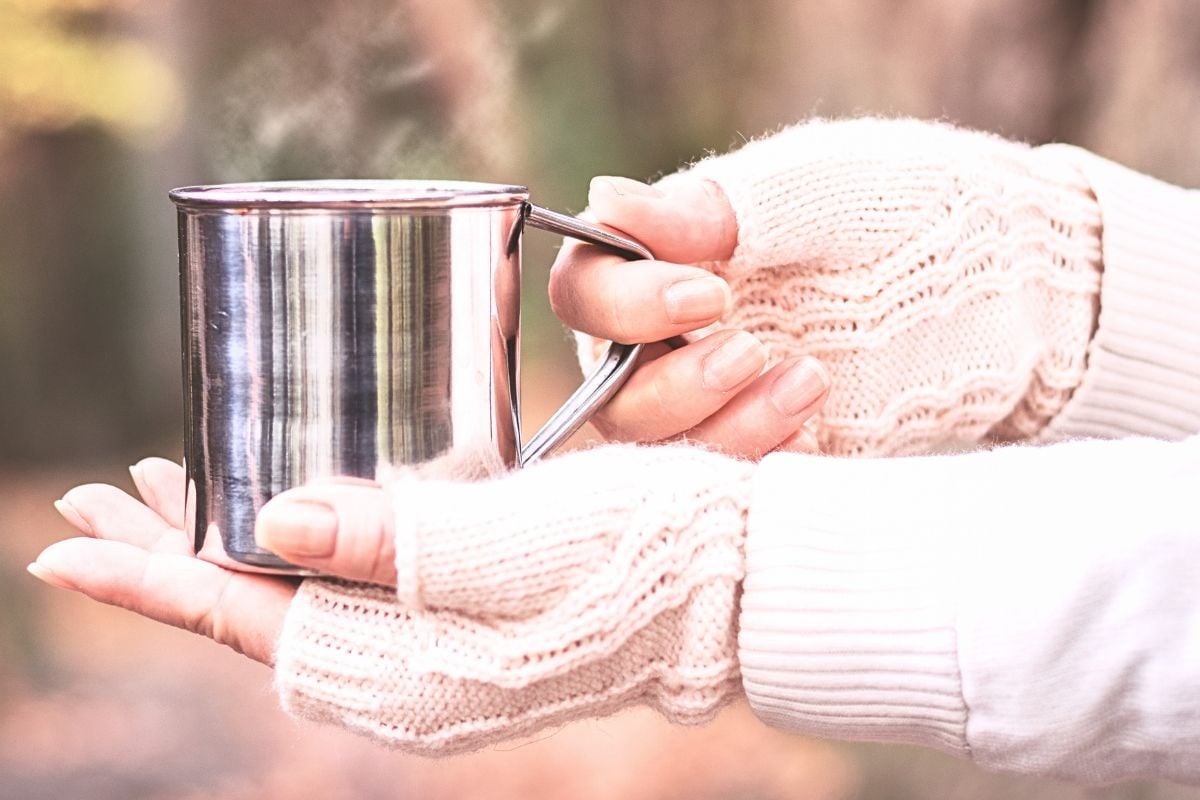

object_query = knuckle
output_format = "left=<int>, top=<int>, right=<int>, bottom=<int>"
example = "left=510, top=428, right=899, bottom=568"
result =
left=362, top=494, right=397, bottom=583
left=546, top=261, right=572, bottom=321
left=588, top=406, right=634, bottom=442
left=605, top=284, right=635, bottom=344
left=638, top=376, right=688, bottom=441
left=547, top=245, right=592, bottom=328
left=199, top=568, right=239, bottom=637
left=699, top=179, right=738, bottom=257
left=647, top=367, right=687, bottom=429
left=207, top=572, right=262, bottom=660
left=592, top=360, right=694, bottom=444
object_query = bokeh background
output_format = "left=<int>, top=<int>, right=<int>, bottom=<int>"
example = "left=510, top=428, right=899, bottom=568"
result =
left=2, top=1, right=1200, bottom=798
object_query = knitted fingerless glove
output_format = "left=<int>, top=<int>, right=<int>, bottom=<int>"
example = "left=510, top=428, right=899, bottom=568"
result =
left=273, top=444, right=753, bottom=754
left=578, top=117, right=1105, bottom=456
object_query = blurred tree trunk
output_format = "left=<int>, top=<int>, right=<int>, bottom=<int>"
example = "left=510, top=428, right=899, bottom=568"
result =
left=1079, top=0, right=1200, bottom=184
left=0, top=0, right=187, bottom=464
left=0, top=131, right=160, bottom=463
left=590, top=0, right=1199, bottom=188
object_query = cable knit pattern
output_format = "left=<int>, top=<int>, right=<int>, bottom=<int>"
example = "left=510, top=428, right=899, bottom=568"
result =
left=1037, top=144, right=1200, bottom=441
left=274, top=445, right=753, bottom=754
left=576, top=118, right=1104, bottom=456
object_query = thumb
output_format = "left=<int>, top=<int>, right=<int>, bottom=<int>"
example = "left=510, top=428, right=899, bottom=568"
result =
left=255, top=482, right=397, bottom=585
left=587, top=174, right=738, bottom=264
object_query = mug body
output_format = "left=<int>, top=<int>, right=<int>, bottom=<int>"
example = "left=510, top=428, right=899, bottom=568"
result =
left=172, top=181, right=526, bottom=571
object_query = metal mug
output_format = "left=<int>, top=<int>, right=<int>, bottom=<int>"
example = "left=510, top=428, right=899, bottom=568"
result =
left=170, top=180, right=648, bottom=573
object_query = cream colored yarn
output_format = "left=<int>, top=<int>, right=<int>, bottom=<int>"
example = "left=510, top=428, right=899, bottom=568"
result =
left=274, top=444, right=752, bottom=754
left=577, top=118, right=1104, bottom=456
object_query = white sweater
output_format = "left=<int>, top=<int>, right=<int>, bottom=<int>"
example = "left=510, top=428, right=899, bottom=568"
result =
left=737, top=145, right=1200, bottom=785
left=274, top=126, right=1200, bottom=784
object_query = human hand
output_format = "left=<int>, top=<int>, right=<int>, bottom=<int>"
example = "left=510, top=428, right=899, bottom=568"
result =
left=31, top=457, right=295, bottom=665
left=33, top=444, right=753, bottom=754
left=548, top=179, right=828, bottom=457
left=562, top=118, right=1104, bottom=456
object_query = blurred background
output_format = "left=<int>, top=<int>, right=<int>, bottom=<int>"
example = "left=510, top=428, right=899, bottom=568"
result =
left=2, top=0, right=1199, bottom=797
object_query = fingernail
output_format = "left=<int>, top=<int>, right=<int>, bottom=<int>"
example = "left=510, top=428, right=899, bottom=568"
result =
left=664, top=276, right=730, bottom=324
left=129, top=464, right=155, bottom=506
left=781, top=423, right=821, bottom=454
left=702, top=332, right=765, bottom=391
left=590, top=176, right=663, bottom=199
left=800, top=423, right=821, bottom=453
left=27, top=562, right=75, bottom=591
left=256, top=499, right=338, bottom=558
left=53, top=498, right=92, bottom=535
left=769, top=358, right=830, bottom=416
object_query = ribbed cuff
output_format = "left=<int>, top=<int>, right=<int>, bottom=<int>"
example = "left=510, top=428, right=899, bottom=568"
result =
left=1038, top=145, right=1200, bottom=440
left=738, top=452, right=970, bottom=757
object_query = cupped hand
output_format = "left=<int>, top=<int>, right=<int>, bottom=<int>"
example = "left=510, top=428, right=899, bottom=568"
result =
left=550, top=176, right=828, bottom=457
left=31, top=455, right=516, bottom=658
left=30, top=458, right=298, bottom=665
left=32, top=444, right=751, bottom=754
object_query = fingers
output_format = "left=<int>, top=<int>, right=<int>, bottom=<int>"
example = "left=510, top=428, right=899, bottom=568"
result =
left=549, top=254, right=731, bottom=344
left=129, top=457, right=186, bottom=529
left=589, top=329, right=767, bottom=442
left=683, top=356, right=830, bottom=458
left=55, top=482, right=193, bottom=555
left=28, top=538, right=294, bottom=666
left=255, top=482, right=397, bottom=585
left=587, top=175, right=737, bottom=264
left=308, top=475, right=381, bottom=488
left=777, top=422, right=821, bottom=455
left=547, top=174, right=738, bottom=344
left=581, top=325, right=830, bottom=458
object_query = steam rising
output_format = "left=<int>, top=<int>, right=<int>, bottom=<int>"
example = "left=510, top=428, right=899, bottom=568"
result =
left=211, top=0, right=551, bottom=182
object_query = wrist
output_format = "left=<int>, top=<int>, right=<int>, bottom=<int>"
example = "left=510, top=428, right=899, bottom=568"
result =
left=275, top=444, right=756, bottom=753
left=739, top=451, right=970, bottom=755
left=1035, top=145, right=1200, bottom=441
left=985, top=145, right=1104, bottom=440
left=386, top=444, right=753, bottom=617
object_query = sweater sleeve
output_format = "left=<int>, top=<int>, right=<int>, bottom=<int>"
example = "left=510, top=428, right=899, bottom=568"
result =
left=738, top=435, right=1200, bottom=785
left=1038, top=146, right=1200, bottom=440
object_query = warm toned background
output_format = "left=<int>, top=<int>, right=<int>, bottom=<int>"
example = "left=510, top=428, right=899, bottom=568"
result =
left=2, top=1, right=1200, bottom=798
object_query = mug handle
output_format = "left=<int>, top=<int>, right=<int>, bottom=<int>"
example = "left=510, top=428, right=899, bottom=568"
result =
left=518, top=203, right=650, bottom=465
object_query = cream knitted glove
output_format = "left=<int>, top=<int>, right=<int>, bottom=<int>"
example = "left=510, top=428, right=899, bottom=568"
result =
left=273, top=444, right=753, bottom=754
left=579, top=117, right=1105, bottom=456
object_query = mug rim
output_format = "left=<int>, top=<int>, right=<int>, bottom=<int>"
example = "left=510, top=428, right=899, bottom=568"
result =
left=169, top=179, right=529, bottom=210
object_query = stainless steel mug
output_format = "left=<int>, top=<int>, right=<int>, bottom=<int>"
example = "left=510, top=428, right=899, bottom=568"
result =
left=170, top=180, right=648, bottom=573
